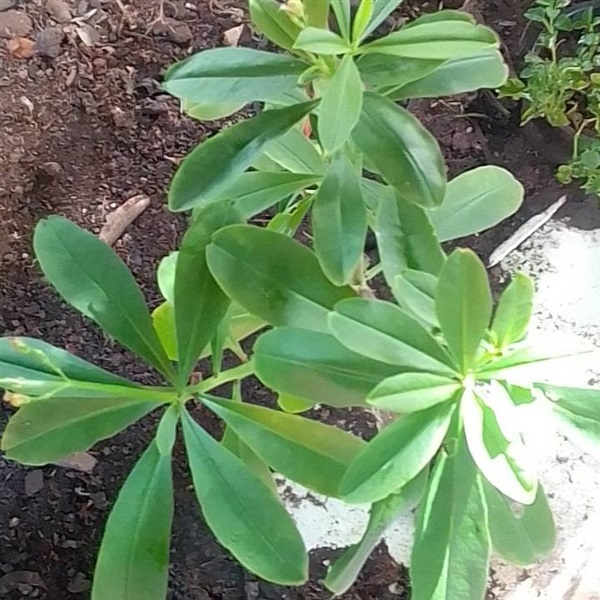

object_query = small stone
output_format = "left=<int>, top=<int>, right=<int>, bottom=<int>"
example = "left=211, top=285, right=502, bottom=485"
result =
left=151, top=18, right=192, bottom=44
left=45, top=0, right=71, bottom=23
left=40, top=161, right=62, bottom=176
left=0, top=0, right=16, bottom=11
left=6, top=36, right=35, bottom=58
left=24, top=470, right=44, bottom=497
left=0, top=10, right=32, bottom=38
left=67, top=572, right=90, bottom=594
left=36, top=26, right=64, bottom=58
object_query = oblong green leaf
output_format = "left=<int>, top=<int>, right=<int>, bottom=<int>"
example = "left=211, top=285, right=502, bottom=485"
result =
left=33, top=217, right=174, bottom=380
left=318, top=56, right=363, bottom=155
left=313, top=153, right=367, bottom=285
left=207, top=224, right=354, bottom=331
left=491, top=273, right=535, bottom=350
left=429, top=166, right=524, bottom=242
left=157, top=252, right=178, bottom=304
left=249, top=0, right=302, bottom=50
left=361, top=20, right=498, bottom=59
left=389, top=49, right=508, bottom=99
left=182, top=99, right=245, bottom=121
left=329, top=298, right=457, bottom=375
left=304, top=0, right=330, bottom=28
left=352, top=92, right=445, bottom=208
left=254, top=327, right=398, bottom=408
left=357, top=53, right=443, bottom=90
left=484, top=482, right=556, bottom=566
left=368, top=372, right=461, bottom=413
left=375, top=189, right=445, bottom=287
left=391, top=269, right=438, bottom=328
left=169, top=101, right=317, bottom=212
left=202, top=396, right=365, bottom=496
left=293, top=27, right=350, bottom=54
left=436, top=249, right=492, bottom=372
left=181, top=409, right=308, bottom=585
left=359, top=0, right=404, bottom=41
left=259, top=127, right=326, bottom=175
left=1, top=396, right=163, bottom=465
left=331, top=0, right=351, bottom=40
left=163, top=48, right=306, bottom=104
left=92, top=433, right=174, bottom=600
left=339, top=402, right=455, bottom=503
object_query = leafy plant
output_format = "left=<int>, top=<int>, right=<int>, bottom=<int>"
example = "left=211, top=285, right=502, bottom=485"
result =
left=2, top=1, right=599, bottom=599
left=500, top=0, right=600, bottom=196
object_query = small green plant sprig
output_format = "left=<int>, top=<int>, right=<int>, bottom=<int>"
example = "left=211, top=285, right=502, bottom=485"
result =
left=2, top=1, right=599, bottom=599
left=500, top=0, right=600, bottom=196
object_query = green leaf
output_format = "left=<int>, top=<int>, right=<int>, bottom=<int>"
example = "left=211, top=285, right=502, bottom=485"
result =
left=207, top=224, right=354, bottom=331
left=318, top=56, right=363, bottom=155
left=411, top=439, right=490, bottom=600
left=339, top=402, right=455, bottom=503
left=436, top=249, right=492, bottom=372
left=1, top=396, right=163, bottom=465
left=169, top=101, right=317, bottom=212
left=357, top=53, right=442, bottom=90
left=389, top=49, right=508, bottom=99
left=391, top=269, right=438, bottom=328
left=163, top=48, right=306, bottom=104
left=484, top=482, right=555, bottom=566
left=368, top=372, right=461, bottom=413
left=491, top=273, right=535, bottom=350
left=428, top=166, right=524, bottom=242
left=361, top=20, right=498, bottom=59
left=249, top=0, right=302, bottom=50
left=405, top=9, right=474, bottom=28
left=360, top=177, right=393, bottom=210
left=375, top=189, right=445, bottom=288
left=352, top=0, right=373, bottom=42
left=461, top=384, right=537, bottom=504
left=313, top=153, right=367, bottom=285
left=152, top=302, right=177, bottom=361
left=331, top=0, right=351, bottom=40
left=92, top=419, right=175, bottom=600
left=259, top=127, right=326, bottom=175
left=157, top=252, right=178, bottom=304
left=182, top=99, right=245, bottom=122
left=33, top=217, right=174, bottom=380
left=359, top=0, right=404, bottom=41
left=181, top=409, right=308, bottom=585
left=352, top=92, right=445, bottom=208
left=294, top=27, right=351, bottom=54
left=0, top=337, right=138, bottom=398
left=254, top=327, right=398, bottom=408
left=277, top=394, right=315, bottom=413
left=325, top=470, right=426, bottom=596
left=174, top=203, right=242, bottom=384
left=304, top=0, right=330, bottom=28
left=329, top=298, right=457, bottom=375
left=536, top=383, right=600, bottom=451
left=202, top=395, right=365, bottom=497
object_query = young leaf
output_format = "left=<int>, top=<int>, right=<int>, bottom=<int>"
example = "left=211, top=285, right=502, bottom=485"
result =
left=484, top=482, right=556, bottom=566
left=304, top=0, right=330, bottom=28
left=411, top=439, right=490, bottom=600
left=436, top=249, right=492, bottom=372
left=428, top=166, right=524, bottom=242
left=254, top=327, right=398, bottom=408
left=360, top=20, right=498, bottom=59
left=157, top=252, right=178, bottom=304
left=313, top=153, right=367, bottom=285
left=163, top=48, right=306, bottom=104
left=339, top=402, right=455, bottom=503
left=182, top=100, right=245, bottom=121
left=461, top=384, right=537, bottom=504
left=293, top=27, right=351, bottom=54
left=352, top=92, right=446, bottom=208
left=92, top=417, right=176, bottom=600
left=169, top=101, right=317, bottom=212
left=249, top=0, right=302, bottom=50
left=202, top=395, right=365, bottom=497
left=375, top=189, right=445, bottom=287
left=174, top=203, right=242, bottom=385
left=491, top=273, right=535, bottom=350
left=331, top=0, right=351, bottom=40
left=358, top=0, right=403, bottom=42
left=329, top=298, right=457, bottom=375
left=33, top=217, right=174, bottom=380
left=368, top=372, right=461, bottom=413
left=181, top=409, right=308, bottom=585
left=207, top=225, right=354, bottom=331
left=259, top=126, right=326, bottom=175
left=1, top=396, right=163, bottom=465
left=152, top=302, right=177, bottom=361
left=389, top=48, right=508, bottom=99
left=391, top=270, right=438, bottom=328
left=325, top=470, right=427, bottom=595
left=318, top=56, right=363, bottom=155
left=351, top=0, right=373, bottom=43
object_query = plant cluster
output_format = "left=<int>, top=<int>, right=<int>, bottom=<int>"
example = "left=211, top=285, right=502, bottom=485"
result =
left=500, top=0, right=600, bottom=196
left=2, top=1, right=599, bottom=600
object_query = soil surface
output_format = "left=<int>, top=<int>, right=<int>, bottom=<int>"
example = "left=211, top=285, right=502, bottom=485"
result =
left=0, top=1, right=597, bottom=599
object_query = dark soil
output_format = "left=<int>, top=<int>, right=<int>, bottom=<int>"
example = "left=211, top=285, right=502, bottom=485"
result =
left=0, top=1, right=597, bottom=599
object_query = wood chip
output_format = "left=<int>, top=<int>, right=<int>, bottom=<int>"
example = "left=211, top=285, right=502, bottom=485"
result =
left=223, top=24, right=243, bottom=47
left=53, top=451, right=97, bottom=473
left=99, top=194, right=150, bottom=246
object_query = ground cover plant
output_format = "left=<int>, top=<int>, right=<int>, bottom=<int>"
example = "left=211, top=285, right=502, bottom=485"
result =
left=1, top=1, right=599, bottom=599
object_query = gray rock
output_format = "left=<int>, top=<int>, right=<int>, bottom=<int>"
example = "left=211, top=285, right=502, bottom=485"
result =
left=0, top=10, right=32, bottom=38
left=45, top=0, right=71, bottom=23
left=36, top=26, right=64, bottom=58
left=0, top=0, right=16, bottom=12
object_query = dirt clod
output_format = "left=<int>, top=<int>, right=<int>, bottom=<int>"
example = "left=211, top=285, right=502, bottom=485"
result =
left=45, top=0, right=72, bottom=24
left=24, top=470, right=44, bottom=497
left=36, top=26, right=64, bottom=58
left=6, top=36, right=35, bottom=58
left=0, top=9, right=32, bottom=38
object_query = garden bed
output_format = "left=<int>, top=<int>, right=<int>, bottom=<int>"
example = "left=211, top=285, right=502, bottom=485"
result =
left=0, top=1, right=597, bottom=599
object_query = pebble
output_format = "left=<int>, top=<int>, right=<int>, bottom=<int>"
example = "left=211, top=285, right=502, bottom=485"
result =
left=0, top=10, right=32, bottom=38
left=24, top=470, right=44, bottom=497
left=45, top=0, right=71, bottom=23
left=0, top=0, right=15, bottom=11
left=36, top=26, right=64, bottom=58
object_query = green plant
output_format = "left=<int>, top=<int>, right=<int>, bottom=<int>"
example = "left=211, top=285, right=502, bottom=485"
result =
left=2, top=1, right=599, bottom=599
left=500, top=0, right=600, bottom=196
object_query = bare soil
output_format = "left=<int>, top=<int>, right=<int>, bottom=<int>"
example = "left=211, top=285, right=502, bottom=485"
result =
left=0, top=1, right=597, bottom=599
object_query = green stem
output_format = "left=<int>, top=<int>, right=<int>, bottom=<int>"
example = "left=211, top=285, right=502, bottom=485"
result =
left=186, top=361, right=255, bottom=395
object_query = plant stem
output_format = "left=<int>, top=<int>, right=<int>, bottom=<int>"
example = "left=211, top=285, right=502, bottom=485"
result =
left=186, top=360, right=255, bottom=395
